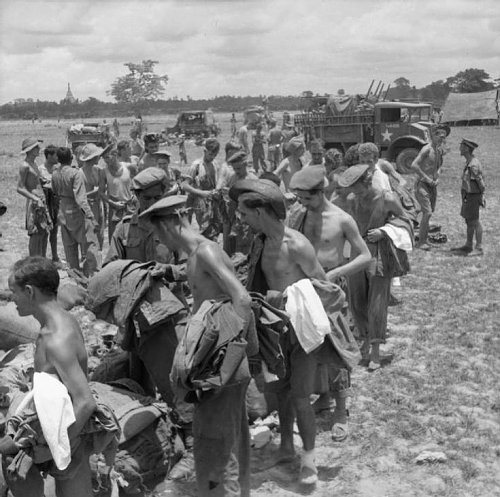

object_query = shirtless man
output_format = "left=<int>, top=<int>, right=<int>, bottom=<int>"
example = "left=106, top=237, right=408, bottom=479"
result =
left=274, top=137, right=305, bottom=192
left=142, top=196, right=255, bottom=497
left=17, top=137, right=51, bottom=257
left=229, top=179, right=334, bottom=485
left=3, top=256, right=96, bottom=497
left=358, top=142, right=406, bottom=192
left=411, top=125, right=449, bottom=249
left=338, top=165, right=411, bottom=369
left=307, top=140, right=325, bottom=166
left=99, top=144, right=136, bottom=241
left=288, top=166, right=371, bottom=439
left=138, top=133, right=160, bottom=171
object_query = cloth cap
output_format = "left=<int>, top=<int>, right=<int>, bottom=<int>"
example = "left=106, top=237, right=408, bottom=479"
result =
left=461, top=138, right=478, bottom=150
left=229, top=179, right=286, bottom=220
left=284, top=137, right=305, bottom=156
left=227, top=150, right=247, bottom=165
left=132, top=167, right=168, bottom=191
left=153, top=149, right=172, bottom=158
left=79, top=143, right=104, bottom=162
left=139, top=195, right=187, bottom=219
left=337, top=164, right=370, bottom=188
left=21, top=137, right=43, bottom=154
left=290, top=166, right=326, bottom=191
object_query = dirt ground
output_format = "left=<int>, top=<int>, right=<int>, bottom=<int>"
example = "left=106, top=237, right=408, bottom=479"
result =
left=0, top=116, right=499, bottom=496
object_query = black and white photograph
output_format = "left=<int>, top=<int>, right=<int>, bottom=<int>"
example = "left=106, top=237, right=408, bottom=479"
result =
left=0, top=1, right=499, bottom=496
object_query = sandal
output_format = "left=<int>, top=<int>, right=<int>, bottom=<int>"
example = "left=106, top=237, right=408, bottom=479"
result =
left=299, top=460, right=318, bottom=485
left=331, top=422, right=348, bottom=442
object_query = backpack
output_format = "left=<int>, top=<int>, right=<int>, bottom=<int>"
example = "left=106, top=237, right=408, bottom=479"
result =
left=89, top=382, right=183, bottom=496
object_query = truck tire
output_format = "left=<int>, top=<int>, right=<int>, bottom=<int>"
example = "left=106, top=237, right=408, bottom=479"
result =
left=396, top=148, right=419, bottom=174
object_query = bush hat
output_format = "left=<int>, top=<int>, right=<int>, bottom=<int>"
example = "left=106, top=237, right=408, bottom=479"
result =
left=461, top=138, right=478, bottom=150
left=337, top=164, right=370, bottom=188
left=21, top=137, right=43, bottom=154
left=153, top=149, right=172, bottom=158
left=229, top=179, right=286, bottom=220
left=139, top=195, right=187, bottom=219
left=132, top=167, right=168, bottom=191
left=79, top=143, right=104, bottom=162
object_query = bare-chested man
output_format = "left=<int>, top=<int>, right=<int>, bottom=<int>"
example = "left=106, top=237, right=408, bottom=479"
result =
left=411, top=125, right=449, bottom=249
left=3, top=256, right=96, bottom=497
left=288, top=166, right=371, bottom=440
left=230, top=178, right=339, bottom=485
left=338, top=165, right=412, bottom=369
left=274, top=137, right=305, bottom=192
left=142, top=195, right=255, bottom=497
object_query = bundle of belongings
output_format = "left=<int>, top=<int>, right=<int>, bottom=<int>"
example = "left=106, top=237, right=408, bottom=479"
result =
left=171, top=299, right=260, bottom=403
left=247, top=233, right=361, bottom=377
left=0, top=372, right=120, bottom=492
left=89, top=381, right=183, bottom=496
left=86, top=259, right=186, bottom=352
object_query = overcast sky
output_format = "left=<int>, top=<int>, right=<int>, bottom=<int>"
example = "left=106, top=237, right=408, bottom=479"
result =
left=1, top=0, right=499, bottom=104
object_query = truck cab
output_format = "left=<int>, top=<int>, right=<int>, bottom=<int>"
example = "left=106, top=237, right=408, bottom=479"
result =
left=374, top=102, right=433, bottom=173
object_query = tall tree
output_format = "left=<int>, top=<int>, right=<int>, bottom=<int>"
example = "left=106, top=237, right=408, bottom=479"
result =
left=446, top=68, right=494, bottom=93
left=394, top=77, right=410, bottom=88
left=108, top=60, right=168, bottom=104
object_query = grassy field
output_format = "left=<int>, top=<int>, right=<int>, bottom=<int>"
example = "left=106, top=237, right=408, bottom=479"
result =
left=0, top=116, right=499, bottom=496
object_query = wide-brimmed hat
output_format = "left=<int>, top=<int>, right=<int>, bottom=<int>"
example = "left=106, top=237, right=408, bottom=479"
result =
left=337, top=164, right=370, bottom=188
left=153, top=149, right=171, bottom=158
left=139, top=195, right=188, bottom=219
left=21, top=137, right=43, bottom=154
left=433, top=124, right=451, bottom=137
left=79, top=143, right=104, bottom=162
left=229, top=179, right=286, bottom=220
left=132, top=167, right=168, bottom=191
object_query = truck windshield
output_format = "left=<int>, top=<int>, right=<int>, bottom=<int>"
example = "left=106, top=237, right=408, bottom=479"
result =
left=380, top=106, right=432, bottom=123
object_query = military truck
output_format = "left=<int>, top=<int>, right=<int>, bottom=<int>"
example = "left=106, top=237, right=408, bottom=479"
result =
left=291, top=95, right=435, bottom=174
left=167, top=110, right=220, bottom=138
left=66, top=122, right=112, bottom=152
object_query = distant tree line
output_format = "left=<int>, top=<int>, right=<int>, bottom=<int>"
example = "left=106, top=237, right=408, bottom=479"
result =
left=0, top=95, right=302, bottom=120
left=2, top=64, right=497, bottom=120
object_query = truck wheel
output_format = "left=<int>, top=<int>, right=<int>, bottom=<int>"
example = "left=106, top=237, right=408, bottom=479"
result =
left=396, top=148, right=419, bottom=174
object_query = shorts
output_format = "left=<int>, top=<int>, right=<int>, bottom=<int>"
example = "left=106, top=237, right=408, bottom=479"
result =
left=415, top=181, right=437, bottom=216
left=460, top=193, right=482, bottom=221
left=268, top=328, right=343, bottom=399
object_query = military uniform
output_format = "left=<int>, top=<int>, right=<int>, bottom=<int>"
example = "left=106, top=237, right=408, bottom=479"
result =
left=104, top=211, right=172, bottom=265
left=51, top=164, right=99, bottom=276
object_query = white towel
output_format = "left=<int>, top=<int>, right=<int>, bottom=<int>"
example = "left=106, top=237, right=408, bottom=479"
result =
left=380, top=224, right=413, bottom=252
left=285, top=279, right=330, bottom=354
left=33, top=372, right=76, bottom=470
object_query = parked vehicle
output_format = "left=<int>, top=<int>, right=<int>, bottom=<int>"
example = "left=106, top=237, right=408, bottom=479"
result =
left=167, top=110, right=220, bottom=138
left=66, top=122, right=112, bottom=151
left=292, top=94, right=435, bottom=173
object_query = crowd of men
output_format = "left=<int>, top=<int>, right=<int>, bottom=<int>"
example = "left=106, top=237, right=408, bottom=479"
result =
left=3, top=117, right=486, bottom=496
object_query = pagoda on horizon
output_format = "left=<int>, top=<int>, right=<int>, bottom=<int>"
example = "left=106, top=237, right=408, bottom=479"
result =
left=62, top=83, right=76, bottom=104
